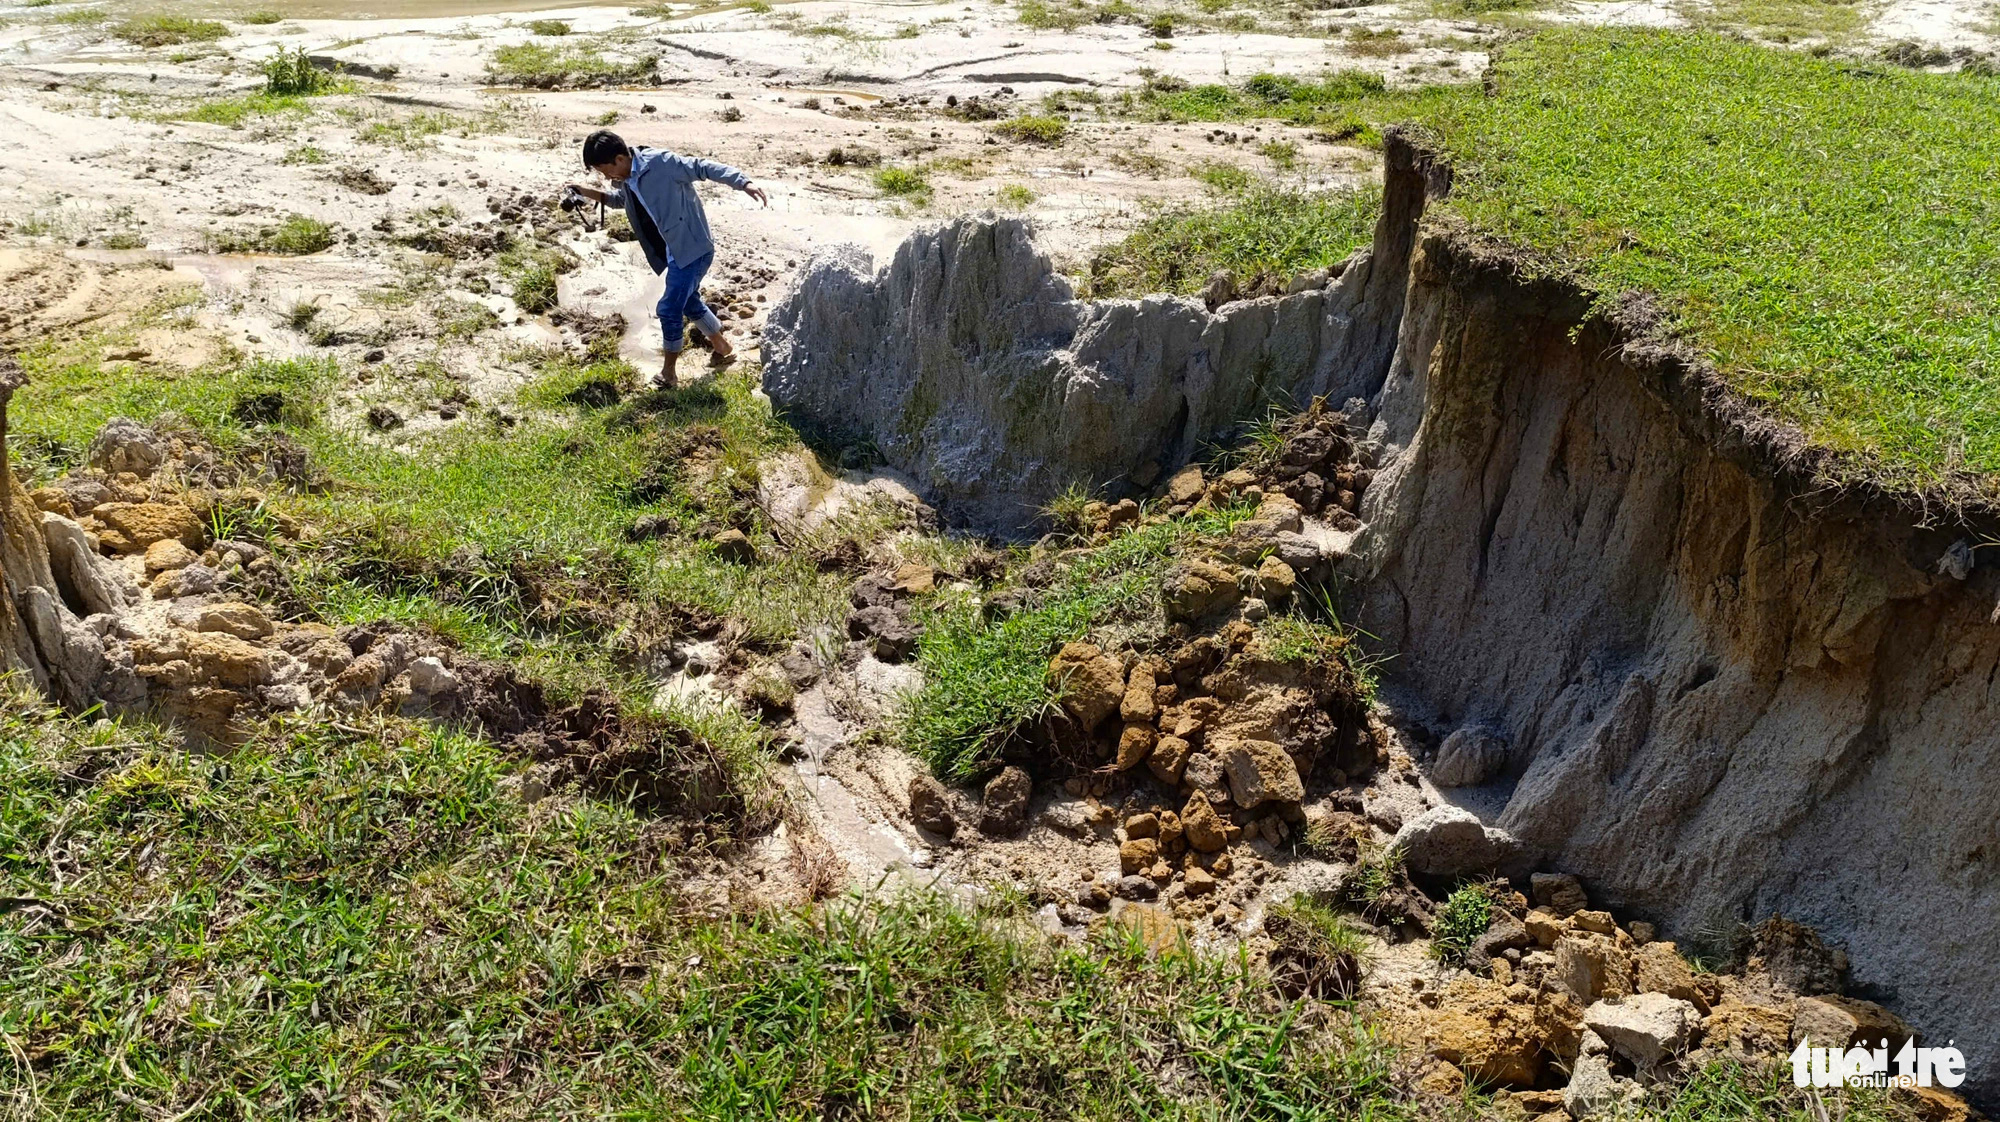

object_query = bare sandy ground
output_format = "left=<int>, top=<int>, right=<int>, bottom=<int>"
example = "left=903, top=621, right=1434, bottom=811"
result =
left=2, top=0, right=1980, bottom=391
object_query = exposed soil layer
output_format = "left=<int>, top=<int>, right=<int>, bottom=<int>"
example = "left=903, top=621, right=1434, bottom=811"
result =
left=1349, top=137, right=2000, bottom=1108
left=764, top=131, right=2000, bottom=1110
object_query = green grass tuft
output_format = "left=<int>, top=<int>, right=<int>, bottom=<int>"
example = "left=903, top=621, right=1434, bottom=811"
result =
left=997, top=183, right=1036, bottom=210
left=113, top=14, right=228, bottom=46
left=209, top=212, right=336, bottom=255
left=1133, top=69, right=1388, bottom=125
left=175, top=90, right=310, bottom=127
left=487, top=41, right=657, bottom=86
left=991, top=113, right=1067, bottom=145
left=873, top=164, right=932, bottom=202
left=1086, top=185, right=1379, bottom=297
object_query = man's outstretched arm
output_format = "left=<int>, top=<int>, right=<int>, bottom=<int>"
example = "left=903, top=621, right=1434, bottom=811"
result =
left=669, top=153, right=768, bottom=206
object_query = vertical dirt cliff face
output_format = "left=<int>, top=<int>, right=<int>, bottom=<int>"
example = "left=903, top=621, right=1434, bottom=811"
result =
left=1352, top=167, right=2000, bottom=1101
left=759, top=206, right=1416, bottom=537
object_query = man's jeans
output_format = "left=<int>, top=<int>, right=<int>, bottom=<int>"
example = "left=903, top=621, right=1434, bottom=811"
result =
left=659, top=250, right=722, bottom=354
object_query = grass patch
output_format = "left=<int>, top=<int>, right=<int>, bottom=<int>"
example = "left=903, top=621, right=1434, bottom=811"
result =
left=113, top=14, right=227, bottom=46
left=500, top=245, right=571, bottom=314
left=13, top=347, right=339, bottom=463
left=1018, top=0, right=1092, bottom=28
left=208, top=213, right=337, bottom=255
left=242, top=9, right=283, bottom=24
left=487, top=41, right=658, bottom=87
left=899, top=505, right=1252, bottom=782
left=997, top=183, right=1036, bottom=210
left=356, top=109, right=493, bottom=147
left=873, top=164, right=932, bottom=202
left=174, top=91, right=309, bottom=127
left=1194, top=160, right=1253, bottom=193
left=0, top=691, right=1414, bottom=1118
left=280, top=143, right=328, bottom=165
left=527, top=17, right=572, bottom=34
left=991, top=114, right=1067, bottom=145
left=1129, top=68, right=1388, bottom=126
left=1677, top=0, right=1872, bottom=40
left=1086, top=185, right=1379, bottom=297
left=1415, top=29, right=2000, bottom=491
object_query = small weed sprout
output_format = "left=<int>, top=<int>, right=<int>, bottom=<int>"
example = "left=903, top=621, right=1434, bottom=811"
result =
left=1429, top=883, right=1495, bottom=968
left=262, top=45, right=334, bottom=95
left=997, top=183, right=1036, bottom=210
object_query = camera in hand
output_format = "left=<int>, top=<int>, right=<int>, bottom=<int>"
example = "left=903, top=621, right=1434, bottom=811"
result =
left=558, top=185, right=588, bottom=213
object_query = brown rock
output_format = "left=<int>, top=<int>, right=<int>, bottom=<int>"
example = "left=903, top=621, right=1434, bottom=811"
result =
left=144, top=538, right=198, bottom=573
left=134, top=631, right=273, bottom=689
left=1531, top=873, right=1589, bottom=917
left=1745, top=916, right=1846, bottom=997
left=1157, top=810, right=1183, bottom=850
left=1702, top=997, right=1794, bottom=1059
left=195, top=601, right=274, bottom=640
left=1570, top=910, right=1616, bottom=935
left=1048, top=642, right=1126, bottom=730
left=1253, top=494, right=1303, bottom=533
left=1162, top=560, right=1242, bottom=622
left=1790, top=994, right=1913, bottom=1050
left=1533, top=989, right=1587, bottom=1063
left=711, top=528, right=756, bottom=563
left=978, top=766, right=1032, bottom=835
left=1213, top=467, right=1258, bottom=498
left=1115, top=723, right=1157, bottom=771
left=1103, top=498, right=1141, bottom=530
left=1182, top=791, right=1228, bottom=853
left=908, top=774, right=956, bottom=838
left=1554, top=931, right=1633, bottom=1004
left=31, top=487, right=75, bottom=517
left=1124, top=812, right=1159, bottom=839
left=1905, top=1085, right=1977, bottom=1122
left=1422, top=976, right=1547, bottom=1087
left=91, top=501, right=204, bottom=553
left=1120, top=837, right=1160, bottom=875
left=1163, top=464, right=1205, bottom=505
left=1182, top=866, right=1216, bottom=896
left=1121, top=661, right=1159, bottom=723
left=1634, top=942, right=1704, bottom=1007
left=1217, top=737, right=1304, bottom=808
left=1147, top=734, right=1192, bottom=785
left=1416, top=1060, right=1466, bottom=1097
left=1525, top=909, right=1564, bottom=947
left=891, top=562, right=936, bottom=595
left=1253, top=555, right=1296, bottom=603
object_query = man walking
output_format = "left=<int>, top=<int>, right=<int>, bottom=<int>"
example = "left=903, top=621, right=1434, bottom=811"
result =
left=568, top=129, right=768, bottom=389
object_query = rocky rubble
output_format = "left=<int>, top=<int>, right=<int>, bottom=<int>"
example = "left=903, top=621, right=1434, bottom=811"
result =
left=1377, top=875, right=1978, bottom=1121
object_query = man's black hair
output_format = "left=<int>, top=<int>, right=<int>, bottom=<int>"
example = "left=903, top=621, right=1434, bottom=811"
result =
left=582, top=129, right=629, bottom=168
